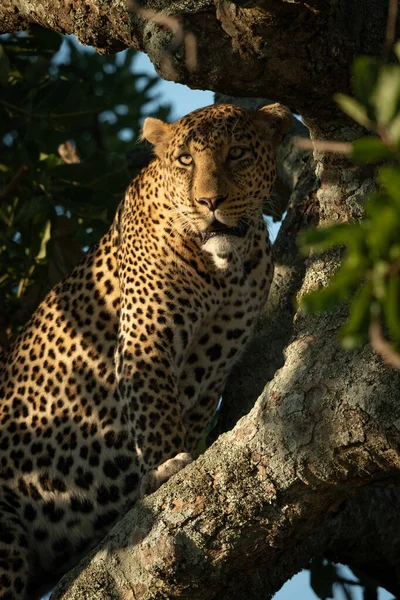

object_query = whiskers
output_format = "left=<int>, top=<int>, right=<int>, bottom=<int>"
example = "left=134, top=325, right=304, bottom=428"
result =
left=164, top=208, right=201, bottom=277
left=263, top=189, right=285, bottom=222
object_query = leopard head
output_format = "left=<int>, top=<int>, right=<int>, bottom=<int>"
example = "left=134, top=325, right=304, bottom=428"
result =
left=142, top=103, right=291, bottom=267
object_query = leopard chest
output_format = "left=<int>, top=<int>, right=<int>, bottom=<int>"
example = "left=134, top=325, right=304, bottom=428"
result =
left=174, top=256, right=273, bottom=437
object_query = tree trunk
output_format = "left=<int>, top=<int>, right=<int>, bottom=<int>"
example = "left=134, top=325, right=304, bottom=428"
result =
left=2, top=0, right=400, bottom=597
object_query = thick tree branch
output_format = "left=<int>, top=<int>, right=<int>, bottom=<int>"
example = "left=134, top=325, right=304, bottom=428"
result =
left=0, top=1, right=393, bottom=116
left=51, top=327, right=400, bottom=600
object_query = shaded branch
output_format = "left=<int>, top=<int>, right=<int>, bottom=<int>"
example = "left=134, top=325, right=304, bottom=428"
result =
left=0, top=164, right=28, bottom=204
left=0, top=1, right=393, bottom=117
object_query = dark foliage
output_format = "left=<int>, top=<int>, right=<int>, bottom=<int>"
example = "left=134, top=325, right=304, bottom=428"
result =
left=0, top=26, right=169, bottom=349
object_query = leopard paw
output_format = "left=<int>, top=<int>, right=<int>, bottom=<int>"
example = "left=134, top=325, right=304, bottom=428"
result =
left=140, top=452, right=193, bottom=497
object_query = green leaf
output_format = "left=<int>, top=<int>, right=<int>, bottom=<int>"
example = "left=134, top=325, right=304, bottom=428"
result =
left=340, top=281, right=372, bottom=349
left=29, top=25, right=63, bottom=54
left=35, top=219, right=52, bottom=263
left=384, top=274, right=400, bottom=345
left=379, top=166, right=400, bottom=209
left=351, top=136, right=394, bottom=163
left=335, top=94, right=372, bottom=128
left=301, top=256, right=368, bottom=314
left=374, top=64, right=400, bottom=126
left=39, top=153, right=63, bottom=169
left=390, top=243, right=400, bottom=261
left=366, top=203, right=400, bottom=262
left=372, top=261, right=390, bottom=299
left=364, top=191, right=393, bottom=219
left=309, top=559, right=337, bottom=600
left=299, top=223, right=364, bottom=254
left=388, top=113, right=400, bottom=144
left=353, top=56, right=380, bottom=115
left=62, top=199, right=109, bottom=222
left=366, top=206, right=400, bottom=261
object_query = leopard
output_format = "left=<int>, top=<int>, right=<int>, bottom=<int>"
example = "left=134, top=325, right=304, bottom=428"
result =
left=0, top=102, right=291, bottom=599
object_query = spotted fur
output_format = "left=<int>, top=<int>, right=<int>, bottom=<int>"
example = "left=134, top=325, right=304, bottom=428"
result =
left=0, top=103, right=291, bottom=599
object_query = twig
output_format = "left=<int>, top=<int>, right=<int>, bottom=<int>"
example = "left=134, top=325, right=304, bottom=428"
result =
left=0, top=99, right=102, bottom=119
left=383, top=0, right=398, bottom=61
left=0, top=165, right=28, bottom=204
left=295, top=137, right=352, bottom=154
left=369, top=319, right=400, bottom=370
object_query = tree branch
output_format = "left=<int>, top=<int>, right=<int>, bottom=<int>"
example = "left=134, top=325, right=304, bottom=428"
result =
left=0, top=1, right=393, bottom=116
left=0, top=164, right=28, bottom=204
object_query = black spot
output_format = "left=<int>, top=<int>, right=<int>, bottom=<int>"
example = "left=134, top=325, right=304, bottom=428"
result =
left=89, top=455, right=100, bottom=467
left=123, top=473, right=139, bottom=495
left=206, top=344, right=222, bottom=361
left=173, top=313, right=184, bottom=325
left=24, top=504, right=37, bottom=522
left=0, top=523, right=14, bottom=544
left=93, top=510, right=119, bottom=531
left=42, top=501, right=65, bottom=522
left=28, top=483, right=41, bottom=501
left=114, top=455, right=133, bottom=471
left=181, top=330, right=188, bottom=348
left=194, top=367, right=205, bottom=383
left=103, top=460, right=120, bottom=480
left=21, top=459, right=33, bottom=473
left=227, top=328, right=245, bottom=340
left=37, top=455, right=51, bottom=468
left=163, top=327, right=174, bottom=343
left=34, top=528, right=49, bottom=541
left=184, top=386, right=195, bottom=399
left=70, top=496, right=94, bottom=513
left=74, top=470, right=94, bottom=490
left=52, top=478, right=67, bottom=492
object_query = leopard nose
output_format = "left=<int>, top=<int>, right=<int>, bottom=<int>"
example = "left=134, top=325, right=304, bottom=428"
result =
left=196, top=194, right=228, bottom=211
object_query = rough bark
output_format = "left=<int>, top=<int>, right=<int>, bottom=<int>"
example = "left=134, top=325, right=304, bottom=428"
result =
left=0, top=1, right=394, bottom=116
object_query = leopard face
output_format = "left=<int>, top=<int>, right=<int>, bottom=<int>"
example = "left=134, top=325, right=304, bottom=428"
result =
left=142, top=103, right=290, bottom=269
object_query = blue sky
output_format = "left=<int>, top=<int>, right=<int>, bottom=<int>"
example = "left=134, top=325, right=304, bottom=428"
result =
left=134, top=51, right=214, bottom=120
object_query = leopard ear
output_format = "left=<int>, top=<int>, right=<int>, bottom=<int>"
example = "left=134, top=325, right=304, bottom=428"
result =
left=254, top=103, right=292, bottom=145
left=141, top=118, right=171, bottom=156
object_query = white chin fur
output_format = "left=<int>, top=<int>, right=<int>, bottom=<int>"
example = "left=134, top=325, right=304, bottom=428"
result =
left=202, top=235, right=237, bottom=270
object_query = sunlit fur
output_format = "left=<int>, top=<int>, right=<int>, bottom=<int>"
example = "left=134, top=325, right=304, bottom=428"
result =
left=143, top=103, right=289, bottom=270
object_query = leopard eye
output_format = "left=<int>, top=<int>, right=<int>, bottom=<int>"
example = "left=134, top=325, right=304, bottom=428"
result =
left=228, top=146, right=246, bottom=160
left=177, top=154, right=193, bottom=166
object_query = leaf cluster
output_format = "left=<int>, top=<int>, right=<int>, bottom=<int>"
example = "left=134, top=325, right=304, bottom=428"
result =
left=0, top=27, right=170, bottom=347
left=309, top=558, right=385, bottom=600
left=300, top=49, right=400, bottom=355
